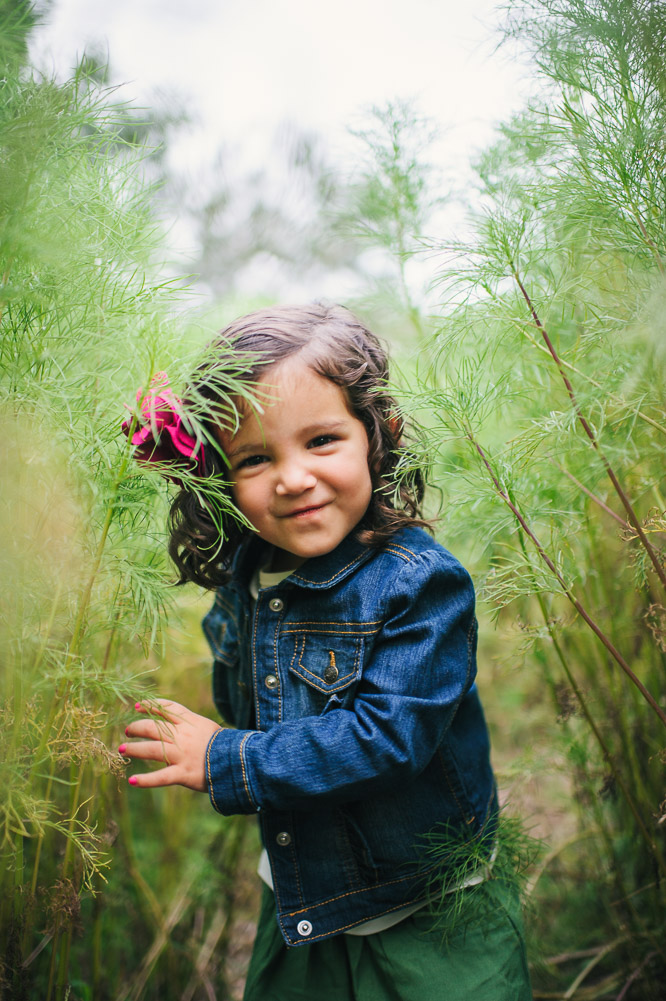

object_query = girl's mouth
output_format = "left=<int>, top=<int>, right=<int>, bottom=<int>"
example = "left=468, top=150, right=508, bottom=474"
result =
left=283, top=503, right=329, bottom=519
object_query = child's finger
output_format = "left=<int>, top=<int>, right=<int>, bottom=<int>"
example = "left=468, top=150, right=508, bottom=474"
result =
left=124, top=718, right=175, bottom=742
left=126, top=764, right=184, bottom=789
left=134, top=699, right=188, bottom=723
left=119, top=740, right=177, bottom=765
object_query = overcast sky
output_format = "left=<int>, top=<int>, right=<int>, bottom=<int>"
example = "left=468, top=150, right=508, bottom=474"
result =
left=30, top=0, right=530, bottom=169
left=29, top=0, right=533, bottom=296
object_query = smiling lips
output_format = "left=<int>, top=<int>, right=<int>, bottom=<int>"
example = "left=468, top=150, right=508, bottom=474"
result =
left=280, top=502, right=330, bottom=519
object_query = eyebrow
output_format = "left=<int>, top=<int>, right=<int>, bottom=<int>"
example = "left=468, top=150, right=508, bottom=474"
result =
left=226, top=420, right=349, bottom=459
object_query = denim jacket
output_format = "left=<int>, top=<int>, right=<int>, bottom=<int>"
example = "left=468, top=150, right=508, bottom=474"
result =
left=203, top=525, right=496, bottom=946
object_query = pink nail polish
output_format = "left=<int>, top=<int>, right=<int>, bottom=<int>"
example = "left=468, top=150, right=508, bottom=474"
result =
left=124, top=727, right=130, bottom=736
left=118, top=744, right=126, bottom=755
left=135, top=703, right=142, bottom=711
left=128, top=776, right=138, bottom=786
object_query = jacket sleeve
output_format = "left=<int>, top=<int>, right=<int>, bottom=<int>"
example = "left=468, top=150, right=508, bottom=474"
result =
left=205, top=549, right=478, bottom=816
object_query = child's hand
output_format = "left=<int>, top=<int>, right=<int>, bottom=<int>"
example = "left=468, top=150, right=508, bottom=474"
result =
left=119, top=699, right=221, bottom=792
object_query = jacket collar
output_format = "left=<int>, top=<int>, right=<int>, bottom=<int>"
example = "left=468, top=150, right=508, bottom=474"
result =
left=231, top=531, right=377, bottom=591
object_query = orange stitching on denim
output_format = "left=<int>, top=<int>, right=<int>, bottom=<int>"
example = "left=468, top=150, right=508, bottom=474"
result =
left=384, top=547, right=412, bottom=562
left=279, top=619, right=382, bottom=628
left=385, top=543, right=417, bottom=558
left=278, top=628, right=376, bottom=636
left=288, top=636, right=300, bottom=673
left=272, top=611, right=282, bottom=723
left=284, top=868, right=419, bottom=917
left=251, top=599, right=261, bottom=729
left=293, top=638, right=359, bottom=690
left=282, top=898, right=427, bottom=943
left=205, top=729, right=221, bottom=811
left=272, top=844, right=306, bottom=910
left=238, top=732, right=255, bottom=809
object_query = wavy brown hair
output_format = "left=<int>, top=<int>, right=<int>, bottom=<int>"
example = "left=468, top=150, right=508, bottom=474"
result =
left=169, top=303, right=430, bottom=588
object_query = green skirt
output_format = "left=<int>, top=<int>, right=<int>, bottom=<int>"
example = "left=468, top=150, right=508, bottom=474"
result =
left=243, top=881, right=532, bottom=1001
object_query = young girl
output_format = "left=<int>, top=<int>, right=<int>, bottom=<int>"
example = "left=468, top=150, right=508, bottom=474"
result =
left=120, top=303, right=531, bottom=1000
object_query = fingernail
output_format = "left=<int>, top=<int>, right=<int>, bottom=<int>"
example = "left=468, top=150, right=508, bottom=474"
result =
left=135, top=703, right=142, bottom=711
left=128, top=776, right=138, bottom=786
left=124, top=727, right=129, bottom=737
left=118, top=744, right=127, bottom=755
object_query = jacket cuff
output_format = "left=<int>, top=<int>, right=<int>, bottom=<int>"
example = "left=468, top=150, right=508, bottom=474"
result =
left=205, top=728, right=260, bottom=815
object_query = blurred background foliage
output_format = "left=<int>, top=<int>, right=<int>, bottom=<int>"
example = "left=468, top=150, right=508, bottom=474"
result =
left=1, top=0, right=664, bottom=999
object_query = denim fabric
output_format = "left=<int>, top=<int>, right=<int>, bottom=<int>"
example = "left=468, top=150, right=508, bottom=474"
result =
left=203, top=526, right=497, bottom=947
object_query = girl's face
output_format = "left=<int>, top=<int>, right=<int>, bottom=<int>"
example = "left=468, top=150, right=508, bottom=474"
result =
left=220, top=358, right=373, bottom=571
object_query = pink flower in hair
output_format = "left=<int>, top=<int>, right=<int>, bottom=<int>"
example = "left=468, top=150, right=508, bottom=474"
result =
left=122, top=371, right=206, bottom=478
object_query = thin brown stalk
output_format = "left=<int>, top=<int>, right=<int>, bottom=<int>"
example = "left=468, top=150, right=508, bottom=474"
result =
left=529, top=585, right=664, bottom=888
left=615, top=950, right=659, bottom=1001
left=546, top=945, right=614, bottom=966
left=564, top=937, right=627, bottom=999
left=512, top=266, right=666, bottom=592
left=468, top=432, right=666, bottom=730
left=116, top=874, right=194, bottom=1001
left=512, top=522, right=645, bottom=885
left=505, top=316, right=666, bottom=438
left=21, top=929, right=54, bottom=968
left=180, top=906, right=226, bottom=1001
left=550, top=460, right=628, bottom=528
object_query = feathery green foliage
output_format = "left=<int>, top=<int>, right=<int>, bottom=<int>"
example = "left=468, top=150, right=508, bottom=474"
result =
left=406, top=2, right=664, bottom=996
left=3, top=1, right=665, bottom=999
left=0, top=52, right=260, bottom=1000
left=339, top=4, right=665, bottom=998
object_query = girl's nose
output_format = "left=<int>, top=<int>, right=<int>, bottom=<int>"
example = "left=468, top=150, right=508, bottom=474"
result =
left=275, top=461, right=317, bottom=496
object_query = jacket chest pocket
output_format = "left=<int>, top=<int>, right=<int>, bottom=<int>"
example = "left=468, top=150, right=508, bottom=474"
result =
left=285, top=632, right=364, bottom=714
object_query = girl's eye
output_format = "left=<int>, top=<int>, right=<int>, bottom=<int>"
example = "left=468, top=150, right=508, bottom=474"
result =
left=309, top=434, right=337, bottom=448
left=237, top=454, right=268, bottom=469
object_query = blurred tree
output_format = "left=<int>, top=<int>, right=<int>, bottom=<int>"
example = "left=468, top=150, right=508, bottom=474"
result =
left=0, top=0, right=49, bottom=75
left=190, top=124, right=364, bottom=299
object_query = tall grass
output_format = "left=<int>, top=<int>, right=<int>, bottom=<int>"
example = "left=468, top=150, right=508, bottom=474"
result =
left=340, top=2, right=665, bottom=997
left=3, top=2, right=665, bottom=999
left=0, top=62, right=263, bottom=1000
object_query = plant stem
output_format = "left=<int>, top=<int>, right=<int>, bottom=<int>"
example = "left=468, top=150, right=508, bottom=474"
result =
left=115, top=873, right=195, bottom=1001
left=45, top=913, right=60, bottom=1001
left=467, top=431, right=666, bottom=729
left=511, top=266, right=666, bottom=593
left=531, top=589, right=664, bottom=885
left=29, top=766, right=54, bottom=898
left=550, top=460, right=628, bottom=528
left=505, top=315, right=666, bottom=438
left=515, top=508, right=663, bottom=889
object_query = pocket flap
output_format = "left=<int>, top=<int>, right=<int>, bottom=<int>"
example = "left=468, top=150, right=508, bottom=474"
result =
left=288, top=633, right=363, bottom=694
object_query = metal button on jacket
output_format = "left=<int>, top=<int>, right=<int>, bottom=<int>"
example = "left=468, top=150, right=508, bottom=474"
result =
left=276, top=831, right=292, bottom=847
left=323, top=665, right=339, bottom=683
left=264, top=674, right=279, bottom=690
left=269, top=597, right=284, bottom=612
left=297, top=920, right=313, bottom=937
